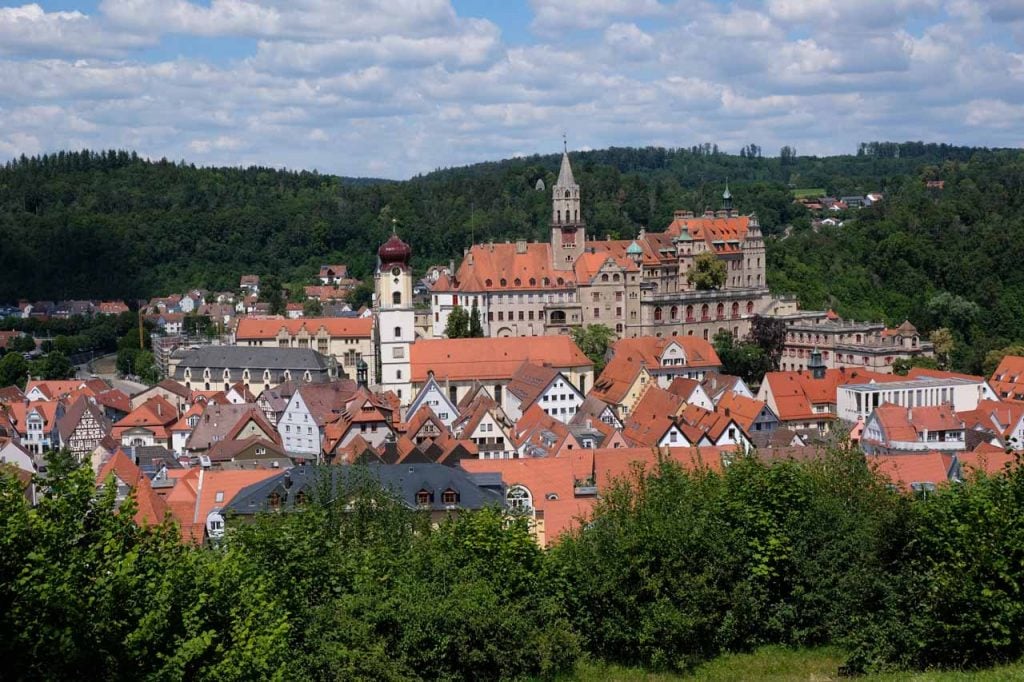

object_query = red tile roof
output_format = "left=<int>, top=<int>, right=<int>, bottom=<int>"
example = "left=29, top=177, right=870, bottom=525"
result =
left=460, top=446, right=726, bottom=546
left=410, top=336, right=591, bottom=383
left=991, top=355, right=1024, bottom=402
left=762, top=368, right=899, bottom=421
left=235, top=316, right=372, bottom=339
left=869, top=451, right=952, bottom=490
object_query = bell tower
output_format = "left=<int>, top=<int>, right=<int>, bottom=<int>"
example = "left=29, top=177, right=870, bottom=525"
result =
left=551, top=141, right=585, bottom=270
left=374, top=227, right=415, bottom=405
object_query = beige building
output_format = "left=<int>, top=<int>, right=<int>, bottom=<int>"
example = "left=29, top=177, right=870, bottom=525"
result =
left=430, top=149, right=772, bottom=342
left=773, top=310, right=934, bottom=374
left=234, top=317, right=376, bottom=383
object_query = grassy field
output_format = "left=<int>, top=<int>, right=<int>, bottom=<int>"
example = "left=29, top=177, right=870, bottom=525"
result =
left=791, top=188, right=826, bottom=198
left=565, top=647, right=1024, bottom=681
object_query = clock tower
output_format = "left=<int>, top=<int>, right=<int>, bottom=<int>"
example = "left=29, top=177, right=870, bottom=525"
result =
left=375, top=230, right=415, bottom=404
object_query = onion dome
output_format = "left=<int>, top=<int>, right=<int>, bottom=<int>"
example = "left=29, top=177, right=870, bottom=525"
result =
left=378, top=234, right=411, bottom=266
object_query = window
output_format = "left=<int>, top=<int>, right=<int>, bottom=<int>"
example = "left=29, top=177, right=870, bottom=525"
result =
left=269, top=492, right=282, bottom=511
left=654, top=307, right=663, bottom=321
left=416, top=489, right=432, bottom=506
left=392, top=291, right=401, bottom=305
left=394, top=326, right=401, bottom=339
left=442, top=489, right=458, bottom=505
left=506, top=485, right=533, bottom=512
left=392, top=347, right=405, bottom=359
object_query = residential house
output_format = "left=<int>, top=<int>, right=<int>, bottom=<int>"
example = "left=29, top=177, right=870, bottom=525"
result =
left=990, top=355, right=1024, bottom=402
left=255, top=380, right=300, bottom=427
left=868, top=451, right=955, bottom=495
left=278, top=380, right=360, bottom=459
left=239, top=275, right=260, bottom=294
left=183, top=403, right=280, bottom=456
left=405, top=374, right=460, bottom=428
left=112, top=396, right=179, bottom=448
left=452, top=388, right=515, bottom=459
left=57, top=396, right=112, bottom=460
left=7, top=400, right=64, bottom=456
left=131, top=378, right=192, bottom=414
left=505, top=361, right=584, bottom=423
left=861, top=403, right=966, bottom=455
left=207, top=437, right=290, bottom=469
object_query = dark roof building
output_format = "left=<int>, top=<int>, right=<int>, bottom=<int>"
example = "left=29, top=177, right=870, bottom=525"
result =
left=170, top=346, right=337, bottom=391
left=226, top=463, right=505, bottom=517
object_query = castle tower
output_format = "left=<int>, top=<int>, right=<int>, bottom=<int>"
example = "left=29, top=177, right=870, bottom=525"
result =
left=374, top=230, right=415, bottom=404
left=551, top=146, right=586, bottom=270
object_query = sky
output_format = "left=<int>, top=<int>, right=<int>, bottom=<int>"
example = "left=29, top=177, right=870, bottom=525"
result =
left=0, top=0, right=1022, bottom=179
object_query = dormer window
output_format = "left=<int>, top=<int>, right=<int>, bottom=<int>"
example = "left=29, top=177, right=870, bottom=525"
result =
left=500, top=278, right=507, bottom=287
left=485, top=279, right=492, bottom=287
left=269, top=492, right=282, bottom=510
left=442, top=489, right=458, bottom=505
left=416, top=489, right=433, bottom=506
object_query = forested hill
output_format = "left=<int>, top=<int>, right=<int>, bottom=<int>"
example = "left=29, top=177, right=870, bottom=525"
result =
left=2, top=144, right=1023, bottom=370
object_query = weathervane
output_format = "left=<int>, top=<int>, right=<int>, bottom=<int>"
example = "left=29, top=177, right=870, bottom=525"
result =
left=562, top=131, right=567, bottom=153
left=391, top=217, right=397, bottom=235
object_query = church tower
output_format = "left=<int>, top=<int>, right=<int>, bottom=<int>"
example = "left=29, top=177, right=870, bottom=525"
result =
left=374, top=229, right=415, bottom=405
left=551, top=145, right=586, bottom=270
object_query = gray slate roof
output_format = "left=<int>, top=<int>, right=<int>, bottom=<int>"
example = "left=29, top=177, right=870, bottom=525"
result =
left=226, top=463, right=505, bottom=515
left=174, top=345, right=332, bottom=371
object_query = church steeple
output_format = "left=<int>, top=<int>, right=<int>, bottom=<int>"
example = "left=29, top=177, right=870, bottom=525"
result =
left=551, top=142, right=585, bottom=270
left=722, top=179, right=733, bottom=214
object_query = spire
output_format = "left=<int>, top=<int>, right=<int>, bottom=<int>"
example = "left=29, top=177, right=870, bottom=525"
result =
left=557, top=149, right=576, bottom=187
left=722, top=178, right=733, bottom=212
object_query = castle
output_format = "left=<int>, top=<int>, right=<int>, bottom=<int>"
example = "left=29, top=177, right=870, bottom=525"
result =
left=428, top=148, right=772, bottom=343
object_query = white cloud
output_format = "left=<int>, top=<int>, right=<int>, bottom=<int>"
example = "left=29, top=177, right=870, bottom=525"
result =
left=0, top=3, right=153, bottom=57
left=530, top=0, right=665, bottom=33
left=0, top=0, right=1020, bottom=178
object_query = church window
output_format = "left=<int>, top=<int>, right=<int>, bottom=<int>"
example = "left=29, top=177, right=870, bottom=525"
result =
left=557, top=210, right=561, bottom=223
left=392, top=291, right=401, bottom=305
left=565, top=190, right=571, bottom=199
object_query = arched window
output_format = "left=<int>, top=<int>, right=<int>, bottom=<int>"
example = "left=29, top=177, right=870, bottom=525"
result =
left=746, top=301, right=754, bottom=314
left=557, top=210, right=561, bottom=223
left=564, top=189, right=571, bottom=198
left=529, top=278, right=536, bottom=286
left=654, top=307, right=663, bottom=321
left=670, top=306, right=678, bottom=320
left=701, top=304, right=710, bottom=321
left=716, top=303, right=725, bottom=319
left=601, top=274, right=609, bottom=282
left=500, top=278, right=507, bottom=287
left=686, top=305, right=694, bottom=322
left=613, top=274, right=620, bottom=282
left=507, top=485, right=533, bottom=512
left=731, top=302, right=739, bottom=318
left=394, top=326, right=401, bottom=339
left=392, top=291, right=401, bottom=305
left=514, top=278, right=522, bottom=286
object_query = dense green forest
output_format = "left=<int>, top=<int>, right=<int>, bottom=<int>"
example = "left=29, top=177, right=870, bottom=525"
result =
left=1, top=143, right=1022, bottom=372
left=5, top=449, right=1024, bottom=680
